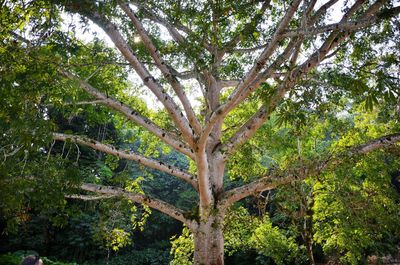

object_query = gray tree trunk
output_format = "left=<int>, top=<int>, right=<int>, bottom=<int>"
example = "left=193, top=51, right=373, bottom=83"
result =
left=193, top=212, right=225, bottom=265
left=193, top=151, right=225, bottom=265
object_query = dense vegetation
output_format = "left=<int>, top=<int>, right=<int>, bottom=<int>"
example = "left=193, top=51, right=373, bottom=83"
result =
left=1, top=0, right=400, bottom=264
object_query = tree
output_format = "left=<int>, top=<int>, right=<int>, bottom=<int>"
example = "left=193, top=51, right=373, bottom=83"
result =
left=1, top=0, right=400, bottom=264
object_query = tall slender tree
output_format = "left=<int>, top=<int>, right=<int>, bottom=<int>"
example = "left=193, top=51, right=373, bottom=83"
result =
left=2, top=0, right=400, bottom=264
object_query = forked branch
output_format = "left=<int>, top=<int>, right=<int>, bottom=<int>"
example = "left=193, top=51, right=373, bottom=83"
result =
left=119, top=2, right=202, bottom=135
left=62, top=2, right=195, bottom=146
left=202, top=0, right=303, bottom=142
left=221, top=0, right=388, bottom=156
left=60, top=70, right=195, bottom=160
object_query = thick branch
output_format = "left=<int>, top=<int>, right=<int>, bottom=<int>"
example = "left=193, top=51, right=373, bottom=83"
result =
left=81, top=183, right=197, bottom=229
left=202, top=40, right=298, bottom=153
left=310, top=0, right=340, bottom=24
left=224, top=0, right=302, bottom=105
left=60, top=70, right=195, bottom=160
left=217, top=43, right=301, bottom=156
left=62, top=3, right=194, bottom=145
left=221, top=35, right=335, bottom=156
left=288, top=0, right=385, bottom=80
left=224, top=0, right=312, bottom=104
left=219, top=132, right=400, bottom=209
left=171, top=69, right=198, bottom=80
left=219, top=173, right=299, bottom=210
left=218, top=0, right=369, bottom=118
left=221, top=0, right=381, bottom=156
left=119, top=2, right=202, bottom=135
left=353, top=133, right=400, bottom=154
left=63, top=100, right=107, bottom=106
left=203, top=0, right=303, bottom=142
left=195, top=149, right=213, bottom=207
left=53, top=133, right=198, bottom=189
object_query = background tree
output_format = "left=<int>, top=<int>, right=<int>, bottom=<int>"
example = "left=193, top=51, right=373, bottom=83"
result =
left=1, top=0, right=400, bottom=264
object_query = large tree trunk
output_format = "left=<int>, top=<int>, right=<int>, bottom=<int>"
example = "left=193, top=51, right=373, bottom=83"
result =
left=193, top=212, right=225, bottom=265
left=193, top=150, right=225, bottom=265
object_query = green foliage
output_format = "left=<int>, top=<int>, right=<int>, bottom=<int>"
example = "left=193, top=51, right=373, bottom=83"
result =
left=92, top=196, right=150, bottom=252
left=40, top=257, right=79, bottom=265
left=104, top=228, right=132, bottom=252
left=0, top=253, right=20, bottom=265
left=313, top=152, right=400, bottom=264
left=228, top=142, right=268, bottom=182
left=100, top=248, right=170, bottom=265
left=250, top=216, right=299, bottom=265
left=224, top=206, right=261, bottom=254
left=170, top=227, right=194, bottom=265
left=0, top=252, right=79, bottom=265
left=0, top=152, right=81, bottom=232
left=224, top=106, right=400, bottom=264
left=224, top=206, right=307, bottom=263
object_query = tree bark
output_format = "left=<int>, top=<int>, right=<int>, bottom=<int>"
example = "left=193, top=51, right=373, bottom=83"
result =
left=193, top=211, right=225, bottom=265
left=193, top=151, right=225, bottom=265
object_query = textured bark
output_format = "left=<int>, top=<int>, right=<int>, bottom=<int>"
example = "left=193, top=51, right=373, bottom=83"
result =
left=191, top=152, right=226, bottom=265
left=193, top=212, right=225, bottom=265
left=305, top=235, right=315, bottom=265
